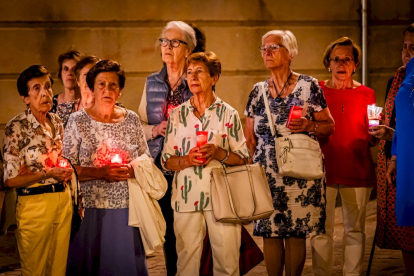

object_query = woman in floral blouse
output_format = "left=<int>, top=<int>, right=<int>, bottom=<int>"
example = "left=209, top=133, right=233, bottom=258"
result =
left=162, top=52, right=250, bottom=276
left=64, top=60, right=150, bottom=275
left=3, top=65, right=74, bottom=276
left=244, top=30, right=334, bottom=276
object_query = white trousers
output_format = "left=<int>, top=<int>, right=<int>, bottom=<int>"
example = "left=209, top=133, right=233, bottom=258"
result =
left=174, top=211, right=241, bottom=276
left=311, top=185, right=371, bottom=276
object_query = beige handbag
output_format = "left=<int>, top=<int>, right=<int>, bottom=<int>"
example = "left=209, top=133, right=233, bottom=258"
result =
left=260, top=83, right=324, bottom=180
left=210, top=163, right=274, bottom=224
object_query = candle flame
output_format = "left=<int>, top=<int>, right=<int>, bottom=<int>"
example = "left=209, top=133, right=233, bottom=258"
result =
left=111, top=154, right=122, bottom=164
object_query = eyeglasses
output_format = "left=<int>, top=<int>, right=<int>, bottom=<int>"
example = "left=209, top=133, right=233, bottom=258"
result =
left=259, top=44, right=285, bottom=54
left=329, top=57, right=354, bottom=65
left=159, top=38, right=188, bottom=48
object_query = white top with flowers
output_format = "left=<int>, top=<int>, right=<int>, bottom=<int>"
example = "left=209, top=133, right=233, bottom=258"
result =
left=161, top=97, right=250, bottom=213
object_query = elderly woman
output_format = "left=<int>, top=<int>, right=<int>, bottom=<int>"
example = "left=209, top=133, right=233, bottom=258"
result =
left=311, top=37, right=378, bottom=276
left=162, top=51, right=250, bottom=276
left=137, top=20, right=197, bottom=275
left=56, top=55, right=100, bottom=127
left=370, top=24, right=414, bottom=274
left=3, top=65, right=74, bottom=275
left=244, top=30, right=334, bottom=276
left=64, top=60, right=150, bottom=275
left=51, top=50, right=84, bottom=113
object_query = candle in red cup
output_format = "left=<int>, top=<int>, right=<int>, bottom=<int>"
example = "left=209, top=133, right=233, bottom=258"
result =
left=58, top=159, right=70, bottom=168
left=196, top=131, right=208, bottom=162
left=167, top=105, right=179, bottom=118
left=286, top=106, right=303, bottom=127
left=111, top=154, right=122, bottom=164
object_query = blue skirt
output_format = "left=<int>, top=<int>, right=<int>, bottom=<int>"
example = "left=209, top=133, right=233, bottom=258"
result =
left=67, top=208, right=148, bottom=276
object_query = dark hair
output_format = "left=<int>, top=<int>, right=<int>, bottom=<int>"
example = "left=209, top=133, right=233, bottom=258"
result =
left=403, top=23, right=414, bottom=38
left=57, top=50, right=84, bottom=80
left=188, top=23, right=206, bottom=53
left=86, top=60, right=125, bottom=91
left=187, top=52, right=221, bottom=77
left=322, top=37, right=361, bottom=69
left=74, top=56, right=100, bottom=80
left=17, top=65, right=53, bottom=97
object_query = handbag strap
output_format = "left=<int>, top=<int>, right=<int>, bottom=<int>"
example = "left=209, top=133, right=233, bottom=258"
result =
left=220, top=165, right=257, bottom=222
left=259, top=83, right=277, bottom=136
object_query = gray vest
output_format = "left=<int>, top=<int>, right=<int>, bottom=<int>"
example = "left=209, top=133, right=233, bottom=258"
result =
left=146, top=65, right=192, bottom=159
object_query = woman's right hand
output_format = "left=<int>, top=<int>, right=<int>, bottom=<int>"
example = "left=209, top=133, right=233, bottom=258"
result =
left=187, top=147, right=204, bottom=167
left=369, top=125, right=394, bottom=141
left=98, top=164, right=130, bottom=182
left=152, top=121, right=168, bottom=138
left=386, top=160, right=396, bottom=186
left=46, top=167, right=74, bottom=182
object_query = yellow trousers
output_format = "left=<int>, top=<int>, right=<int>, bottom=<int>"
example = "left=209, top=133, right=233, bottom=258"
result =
left=15, top=188, right=72, bottom=276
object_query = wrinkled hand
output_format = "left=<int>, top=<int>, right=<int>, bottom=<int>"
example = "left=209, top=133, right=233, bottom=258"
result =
left=386, top=160, right=396, bottom=186
left=369, top=125, right=394, bottom=141
left=46, top=167, right=74, bottom=182
left=198, top=143, right=218, bottom=165
left=187, top=147, right=204, bottom=167
left=288, top=117, right=313, bottom=133
left=18, top=164, right=31, bottom=175
left=99, top=164, right=130, bottom=182
left=152, top=121, right=168, bottom=138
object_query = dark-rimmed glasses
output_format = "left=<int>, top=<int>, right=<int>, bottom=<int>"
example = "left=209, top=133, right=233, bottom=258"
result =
left=159, top=38, right=188, bottom=48
left=329, top=57, right=354, bottom=65
left=259, top=44, right=285, bottom=54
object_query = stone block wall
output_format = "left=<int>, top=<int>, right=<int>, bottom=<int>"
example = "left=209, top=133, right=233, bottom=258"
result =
left=0, top=0, right=412, bottom=161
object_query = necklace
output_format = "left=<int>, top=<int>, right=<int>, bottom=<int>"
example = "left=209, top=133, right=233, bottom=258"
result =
left=168, top=72, right=185, bottom=96
left=272, top=70, right=293, bottom=98
left=192, top=96, right=216, bottom=119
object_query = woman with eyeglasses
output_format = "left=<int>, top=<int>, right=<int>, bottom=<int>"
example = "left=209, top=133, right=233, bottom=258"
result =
left=137, top=20, right=199, bottom=276
left=244, top=30, right=334, bottom=276
left=311, top=37, right=379, bottom=276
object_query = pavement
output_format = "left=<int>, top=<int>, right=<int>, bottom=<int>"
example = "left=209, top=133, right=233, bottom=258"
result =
left=0, top=199, right=407, bottom=275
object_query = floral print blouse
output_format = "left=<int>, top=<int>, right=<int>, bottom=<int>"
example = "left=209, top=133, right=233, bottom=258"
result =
left=161, top=97, right=250, bottom=213
left=3, top=109, right=64, bottom=187
left=63, top=109, right=150, bottom=209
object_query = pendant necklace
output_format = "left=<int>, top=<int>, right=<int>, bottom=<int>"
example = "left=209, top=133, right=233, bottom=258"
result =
left=272, top=70, right=293, bottom=98
left=193, top=96, right=216, bottom=119
left=168, top=72, right=185, bottom=96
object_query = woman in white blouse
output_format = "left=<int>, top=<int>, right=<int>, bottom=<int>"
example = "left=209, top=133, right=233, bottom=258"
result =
left=162, top=52, right=250, bottom=276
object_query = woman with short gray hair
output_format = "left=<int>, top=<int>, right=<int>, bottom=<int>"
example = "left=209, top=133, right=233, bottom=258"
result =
left=137, top=20, right=198, bottom=276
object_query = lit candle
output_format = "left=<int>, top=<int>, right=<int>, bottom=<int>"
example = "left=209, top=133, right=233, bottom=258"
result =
left=286, top=106, right=303, bottom=127
left=196, top=131, right=208, bottom=162
left=58, top=159, right=69, bottom=168
left=111, top=154, right=122, bottom=164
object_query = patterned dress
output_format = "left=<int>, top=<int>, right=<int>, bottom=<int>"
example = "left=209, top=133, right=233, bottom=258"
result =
left=161, top=97, right=250, bottom=213
left=63, top=109, right=149, bottom=209
left=245, top=75, right=327, bottom=238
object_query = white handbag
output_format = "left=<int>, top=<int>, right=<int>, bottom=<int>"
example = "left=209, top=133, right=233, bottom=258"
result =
left=260, top=83, right=324, bottom=180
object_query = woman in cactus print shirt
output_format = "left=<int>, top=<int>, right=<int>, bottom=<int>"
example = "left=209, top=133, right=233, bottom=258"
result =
left=161, top=52, right=250, bottom=276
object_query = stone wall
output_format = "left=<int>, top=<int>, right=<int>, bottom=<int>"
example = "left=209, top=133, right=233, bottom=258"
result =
left=0, top=0, right=413, bottom=159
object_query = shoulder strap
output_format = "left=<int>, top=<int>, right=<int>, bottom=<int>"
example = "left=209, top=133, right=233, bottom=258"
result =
left=259, top=83, right=276, bottom=136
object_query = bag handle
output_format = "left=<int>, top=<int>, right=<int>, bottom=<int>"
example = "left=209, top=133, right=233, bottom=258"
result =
left=259, top=83, right=277, bottom=137
left=220, top=164, right=257, bottom=222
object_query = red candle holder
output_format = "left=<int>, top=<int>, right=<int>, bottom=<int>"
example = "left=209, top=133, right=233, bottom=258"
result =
left=111, top=154, right=123, bottom=164
left=196, top=131, right=208, bottom=163
left=58, top=159, right=70, bottom=168
left=286, top=106, right=303, bottom=127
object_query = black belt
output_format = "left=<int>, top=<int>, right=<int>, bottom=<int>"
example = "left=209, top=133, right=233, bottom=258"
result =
left=17, top=183, right=65, bottom=196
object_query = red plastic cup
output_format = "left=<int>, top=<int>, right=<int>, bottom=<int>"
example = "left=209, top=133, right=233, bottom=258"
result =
left=196, top=131, right=208, bottom=162
left=286, top=106, right=303, bottom=127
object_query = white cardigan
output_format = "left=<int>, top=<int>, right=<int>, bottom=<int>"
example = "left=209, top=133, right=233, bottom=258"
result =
left=128, top=154, right=167, bottom=255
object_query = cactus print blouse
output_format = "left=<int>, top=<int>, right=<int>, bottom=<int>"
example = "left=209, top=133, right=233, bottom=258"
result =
left=161, top=97, right=250, bottom=213
left=245, top=75, right=327, bottom=238
left=63, top=109, right=150, bottom=209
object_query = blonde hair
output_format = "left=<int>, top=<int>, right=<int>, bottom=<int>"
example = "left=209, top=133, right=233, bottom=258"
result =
left=262, top=30, right=298, bottom=59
